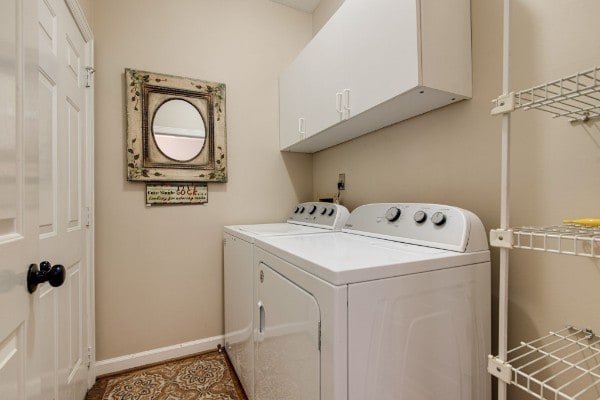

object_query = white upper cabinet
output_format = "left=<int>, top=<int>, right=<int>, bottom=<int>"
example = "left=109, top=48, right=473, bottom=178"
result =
left=305, top=12, right=344, bottom=138
left=279, top=0, right=472, bottom=153
left=279, top=48, right=311, bottom=149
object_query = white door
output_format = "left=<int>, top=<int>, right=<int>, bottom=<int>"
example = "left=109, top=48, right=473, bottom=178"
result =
left=255, top=263, right=320, bottom=400
left=0, top=0, right=93, bottom=399
left=37, top=0, right=92, bottom=399
left=0, top=0, right=40, bottom=398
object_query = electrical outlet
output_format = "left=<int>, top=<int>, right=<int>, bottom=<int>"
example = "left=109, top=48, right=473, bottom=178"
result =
left=338, top=173, right=345, bottom=191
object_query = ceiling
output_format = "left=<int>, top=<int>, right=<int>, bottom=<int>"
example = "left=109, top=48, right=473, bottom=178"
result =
left=269, top=0, right=321, bottom=13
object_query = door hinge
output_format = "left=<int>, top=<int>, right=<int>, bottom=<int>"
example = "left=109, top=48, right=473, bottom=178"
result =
left=85, top=206, right=91, bottom=227
left=85, top=66, right=96, bottom=88
left=87, top=346, right=92, bottom=369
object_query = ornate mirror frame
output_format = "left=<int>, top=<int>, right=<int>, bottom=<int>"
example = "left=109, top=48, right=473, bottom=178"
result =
left=125, top=69, right=227, bottom=182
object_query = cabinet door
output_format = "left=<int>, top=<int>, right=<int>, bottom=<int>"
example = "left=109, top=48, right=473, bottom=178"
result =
left=340, top=0, right=420, bottom=117
left=305, top=13, right=344, bottom=137
left=279, top=48, right=311, bottom=150
left=255, top=262, right=320, bottom=400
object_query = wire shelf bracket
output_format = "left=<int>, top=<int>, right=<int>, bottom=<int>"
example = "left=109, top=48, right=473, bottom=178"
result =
left=488, top=355, right=514, bottom=384
left=491, top=92, right=517, bottom=115
left=490, top=224, right=600, bottom=258
left=490, top=66, right=600, bottom=122
left=490, top=228, right=514, bottom=248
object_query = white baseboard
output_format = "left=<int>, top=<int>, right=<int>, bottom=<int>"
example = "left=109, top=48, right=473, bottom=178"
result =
left=95, top=335, right=224, bottom=377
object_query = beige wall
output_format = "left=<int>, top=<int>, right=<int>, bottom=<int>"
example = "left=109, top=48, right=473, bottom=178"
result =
left=93, top=0, right=313, bottom=360
left=312, top=0, right=600, bottom=399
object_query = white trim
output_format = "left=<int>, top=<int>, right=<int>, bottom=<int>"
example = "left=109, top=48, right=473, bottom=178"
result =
left=64, top=0, right=93, bottom=42
left=84, top=37, right=96, bottom=389
left=94, top=335, right=225, bottom=377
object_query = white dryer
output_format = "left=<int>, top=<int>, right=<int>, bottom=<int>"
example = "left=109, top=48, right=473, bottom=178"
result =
left=253, top=203, right=491, bottom=400
left=223, top=202, right=349, bottom=399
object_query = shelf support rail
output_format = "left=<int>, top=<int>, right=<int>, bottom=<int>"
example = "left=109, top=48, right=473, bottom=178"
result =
left=495, top=1, right=511, bottom=400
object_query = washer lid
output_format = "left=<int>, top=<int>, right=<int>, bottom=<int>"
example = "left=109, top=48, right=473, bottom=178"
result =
left=224, top=223, right=330, bottom=243
left=255, top=232, right=490, bottom=285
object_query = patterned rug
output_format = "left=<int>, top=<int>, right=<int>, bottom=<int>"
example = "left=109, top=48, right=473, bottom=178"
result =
left=86, top=350, right=247, bottom=400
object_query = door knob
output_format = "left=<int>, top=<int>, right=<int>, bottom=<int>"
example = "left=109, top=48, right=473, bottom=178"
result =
left=27, top=261, right=66, bottom=293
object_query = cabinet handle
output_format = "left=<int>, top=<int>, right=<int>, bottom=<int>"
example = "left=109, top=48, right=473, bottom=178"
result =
left=298, top=117, right=305, bottom=136
left=336, top=92, right=343, bottom=118
left=343, top=89, right=351, bottom=120
left=257, top=301, right=265, bottom=342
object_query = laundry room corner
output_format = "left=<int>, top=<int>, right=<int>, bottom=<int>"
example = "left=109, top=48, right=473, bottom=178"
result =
left=93, top=0, right=314, bottom=366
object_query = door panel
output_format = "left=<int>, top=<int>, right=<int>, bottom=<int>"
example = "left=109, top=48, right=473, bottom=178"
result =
left=0, top=328, right=24, bottom=400
left=37, top=285, right=58, bottom=400
left=224, top=234, right=255, bottom=399
left=255, top=262, right=320, bottom=400
left=38, top=71, right=58, bottom=237
left=37, top=0, right=90, bottom=398
left=0, top=0, right=38, bottom=399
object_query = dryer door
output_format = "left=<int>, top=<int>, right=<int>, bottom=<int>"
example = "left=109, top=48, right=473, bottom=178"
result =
left=255, top=262, right=321, bottom=400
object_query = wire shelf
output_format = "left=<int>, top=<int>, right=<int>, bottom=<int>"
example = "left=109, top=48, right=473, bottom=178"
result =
left=515, top=66, right=600, bottom=121
left=489, top=326, right=600, bottom=400
left=506, top=225, right=600, bottom=258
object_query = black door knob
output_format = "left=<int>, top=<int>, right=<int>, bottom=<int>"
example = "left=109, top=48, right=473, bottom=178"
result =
left=27, top=262, right=66, bottom=294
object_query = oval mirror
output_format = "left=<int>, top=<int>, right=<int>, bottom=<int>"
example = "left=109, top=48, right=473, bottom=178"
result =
left=152, top=99, right=206, bottom=161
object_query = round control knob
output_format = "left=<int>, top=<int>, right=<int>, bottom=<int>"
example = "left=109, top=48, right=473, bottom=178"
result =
left=328, top=208, right=335, bottom=216
left=320, top=207, right=327, bottom=215
left=385, top=207, right=401, bottom=222
left=308, top=205, right=317, bottom=215
left=414, top=210, right=427, bottom=223
left=431, top=211, right=446, bottom=226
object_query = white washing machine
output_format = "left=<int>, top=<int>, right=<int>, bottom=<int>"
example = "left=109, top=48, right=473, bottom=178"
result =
left=223, top=202, right=349, bottom=399
left=253, top=203, right=491, bottom=400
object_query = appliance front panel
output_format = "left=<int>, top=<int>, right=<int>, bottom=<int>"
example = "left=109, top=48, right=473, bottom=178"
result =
left=255, top=262, right=320, bottom=400
left=348, top=262, right=491, bottom=400
left=223, top=233, right=255, bottom=399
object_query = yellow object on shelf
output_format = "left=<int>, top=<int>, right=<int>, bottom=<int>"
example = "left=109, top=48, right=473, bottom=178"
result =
left=562, top=218, right=600, bottom=227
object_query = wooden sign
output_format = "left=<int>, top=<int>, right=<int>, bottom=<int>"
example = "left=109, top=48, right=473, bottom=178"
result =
left=146, top=183, right=208, bottom=206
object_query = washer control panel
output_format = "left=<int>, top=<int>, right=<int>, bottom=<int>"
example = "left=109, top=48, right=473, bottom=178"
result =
left=343, top=203, right=487, bottom=253
left=287, top=202, right=350, bottom=230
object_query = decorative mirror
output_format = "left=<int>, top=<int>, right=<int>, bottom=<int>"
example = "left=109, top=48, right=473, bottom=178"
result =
left=125, top=69, right=227, bottom=182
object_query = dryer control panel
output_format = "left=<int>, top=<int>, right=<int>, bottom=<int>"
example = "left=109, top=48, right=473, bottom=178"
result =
left=343, top=203, right=488, bottom=253
left=287, top=202, right=350, bottom=230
